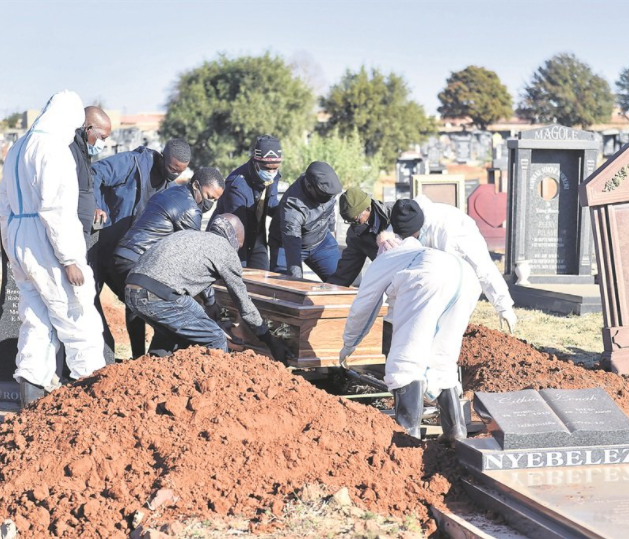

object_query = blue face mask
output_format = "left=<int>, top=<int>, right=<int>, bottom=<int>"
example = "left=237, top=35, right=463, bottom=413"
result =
left=87, top=138, right=106, bottom=156
left=257, top=166, right=277, bottom=185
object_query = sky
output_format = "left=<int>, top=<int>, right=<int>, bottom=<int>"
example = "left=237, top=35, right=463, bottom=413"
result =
left=1, top=0, right=628, bottom=118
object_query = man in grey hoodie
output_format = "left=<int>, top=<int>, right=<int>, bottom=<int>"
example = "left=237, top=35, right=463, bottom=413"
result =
left=125, top=214, right=289, bottom=363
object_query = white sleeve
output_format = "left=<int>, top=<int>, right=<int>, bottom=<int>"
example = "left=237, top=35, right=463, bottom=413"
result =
left=458, top=220, right=513, bottom=313
left=343, top=257, right=393, bottom=348
left=36, top=150, right=86, bottom=266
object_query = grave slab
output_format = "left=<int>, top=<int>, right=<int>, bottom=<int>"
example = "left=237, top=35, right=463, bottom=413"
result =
left=474, top=388, right=629, bottom=450
left=508, top=282, right=601, bottom=315
left=469, top=465, right=629, bottom=539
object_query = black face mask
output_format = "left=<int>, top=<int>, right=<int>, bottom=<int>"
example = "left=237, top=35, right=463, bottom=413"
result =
left=199, top=198, right=214, bottom=213
left=161, top=158, right=179, bottom=182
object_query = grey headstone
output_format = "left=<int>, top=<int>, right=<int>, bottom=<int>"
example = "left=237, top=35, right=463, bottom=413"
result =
left=518, top=125, right=596, bottom=141
left=539, top=388, right=629, bottom=447
left=0, top=247, right=20, bottom=382
left=475, top=389, right=570, bottom=449
left=0, top=247, right=21, bottom=405
left=475, top=388, right=629, bottom=450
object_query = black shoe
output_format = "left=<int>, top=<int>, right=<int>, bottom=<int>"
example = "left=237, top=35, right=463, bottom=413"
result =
left=437, top=387, right=467, bottom=444
left=393, top=380, right=424, bottom=439
left=19, top=379, right=45, bottom=409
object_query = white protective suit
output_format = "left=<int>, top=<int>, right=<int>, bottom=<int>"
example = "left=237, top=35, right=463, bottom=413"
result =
left=414, top=194, right=513, bottom=315
left=0, top=90, right=105, bottom=388
left=342, top=237, right=481, bottom=396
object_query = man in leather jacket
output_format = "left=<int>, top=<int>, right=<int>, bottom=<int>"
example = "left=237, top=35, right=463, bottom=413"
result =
left=327, top=188, right=393, bottom=287
left=268, top=161, right=342, bottom=280
left=111, top=167, right=225, bottom=358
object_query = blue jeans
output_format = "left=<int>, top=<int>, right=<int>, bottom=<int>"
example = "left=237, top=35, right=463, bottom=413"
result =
left=125, top=286, right=228, bottom=355
left=270, top=232, right=340, bottom=281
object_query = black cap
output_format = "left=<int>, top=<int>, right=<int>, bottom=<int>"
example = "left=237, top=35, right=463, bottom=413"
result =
left=253, top=135, right=282, bottom=163
left=390, top=199, right=424, bottom=238
left=305, top=161, right=342, bottom=197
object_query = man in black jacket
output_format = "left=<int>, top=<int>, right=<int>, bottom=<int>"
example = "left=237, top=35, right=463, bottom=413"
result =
left=111, top=167, right=225, bottom=357
left=268, top=162, right=342, bottom=280
left=327, top=188, right=393, bottom=287
left=210, top=135, right=282, bottom=270
left=68, top=106, right=114, bottom=364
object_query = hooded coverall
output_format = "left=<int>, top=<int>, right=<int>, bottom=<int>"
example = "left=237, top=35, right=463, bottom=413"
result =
left=0, top=90, right=105, bottom=388
left=414, top=194, right=513, bottom=315
left=342, top=237, right=481, bottom=396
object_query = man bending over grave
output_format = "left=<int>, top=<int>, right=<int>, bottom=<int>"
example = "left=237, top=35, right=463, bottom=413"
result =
left=125, top=214, right=289, bottom=363
left=340, top=200, right=481, bottom=442
left=377, top=194, right=517, bottom=334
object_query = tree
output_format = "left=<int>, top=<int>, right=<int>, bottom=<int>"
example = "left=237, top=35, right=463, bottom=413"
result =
left=2, top=112, right=21, bottom=129
left=282, top=129, right=381, bottom=190
left=517, top=53, right=614, bottom=127
left=320, top=67, right=436, bottom=166
left=438, top=66, right=512, bottom=130
left=161, top=53, right=316, bottom=172
left=616, top=67, right=629, bottom=119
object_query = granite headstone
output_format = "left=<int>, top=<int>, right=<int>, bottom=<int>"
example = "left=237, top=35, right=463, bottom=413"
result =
left=0, top=246, right=21, bottom=406
left=474, top=387, right=629, bottom=450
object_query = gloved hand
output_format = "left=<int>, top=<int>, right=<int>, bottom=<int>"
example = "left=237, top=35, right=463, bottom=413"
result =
left=499, top=308, right=517, bottom=335
left=339, top=345, right=356, bottom=369
left=258, top=330, right=291, bottom=366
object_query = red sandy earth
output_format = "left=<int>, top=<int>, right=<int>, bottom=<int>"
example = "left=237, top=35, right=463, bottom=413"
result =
left=0, top=322, right=627, bottom=538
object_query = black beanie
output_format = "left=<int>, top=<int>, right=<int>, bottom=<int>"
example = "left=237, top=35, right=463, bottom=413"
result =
left=390, top=199, right=424, bottom=238
left=305, top=161, right=342, bottom=197
left=253, top=135, right=282, bottom=163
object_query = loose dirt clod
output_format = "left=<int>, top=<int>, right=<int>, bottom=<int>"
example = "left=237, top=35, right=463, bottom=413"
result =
left=0, top=324, right=627, bottom=537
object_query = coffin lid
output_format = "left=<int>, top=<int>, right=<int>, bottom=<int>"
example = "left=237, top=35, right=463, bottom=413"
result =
left=580, top=143, right=629, bottom=208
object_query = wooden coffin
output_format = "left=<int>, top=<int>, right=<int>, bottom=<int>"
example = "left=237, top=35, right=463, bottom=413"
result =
left=213, top=269, right=386, bottom=367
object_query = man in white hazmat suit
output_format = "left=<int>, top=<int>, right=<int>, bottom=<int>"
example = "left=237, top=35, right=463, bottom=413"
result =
left=340, top=200, right=481, bottom=441
left=0, top=90, right=105, bottom=407
left=378, top=194, right=516, bottom=334
left=416, top=194, right=516, bottom=331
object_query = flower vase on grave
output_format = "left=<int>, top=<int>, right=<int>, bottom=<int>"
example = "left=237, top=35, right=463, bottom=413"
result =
left=515, top=260, right=531, bottom=286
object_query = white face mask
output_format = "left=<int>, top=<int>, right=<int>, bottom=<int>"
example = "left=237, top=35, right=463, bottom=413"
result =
left=87, top=137, right=106, bottom=156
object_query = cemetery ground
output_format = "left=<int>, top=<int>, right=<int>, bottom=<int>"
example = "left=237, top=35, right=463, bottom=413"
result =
left=0, top=289, right=618, bottom=538
left=0, top=289, right=602, bottom=538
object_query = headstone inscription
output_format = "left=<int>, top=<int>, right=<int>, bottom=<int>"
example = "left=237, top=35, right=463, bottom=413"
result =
left=580, top=143, right=629, bottom=374
left=457, top=387, right=629, bottom=472
left=505, top=125, right=601, bottom=314
left=0, top=246, right=21, bottom=406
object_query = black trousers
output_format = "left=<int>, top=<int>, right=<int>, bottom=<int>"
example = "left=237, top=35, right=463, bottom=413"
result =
left=111, top=255, right=147, bottom=359
left=245, top=232, right=270, bottom=270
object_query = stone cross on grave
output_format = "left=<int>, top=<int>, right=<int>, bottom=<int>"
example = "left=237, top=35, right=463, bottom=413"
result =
left=580, top=143, right=629, bottom=373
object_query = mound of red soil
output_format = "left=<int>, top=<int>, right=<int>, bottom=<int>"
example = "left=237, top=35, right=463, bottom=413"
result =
left=0, top=348, right=459, bottom=538
left=461, top=324, right=629, bottom=413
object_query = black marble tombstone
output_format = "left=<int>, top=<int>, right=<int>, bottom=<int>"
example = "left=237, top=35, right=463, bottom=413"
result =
left=0, top=246, right=22, bottom=407
left=505, top=125, right=601, bottom=314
